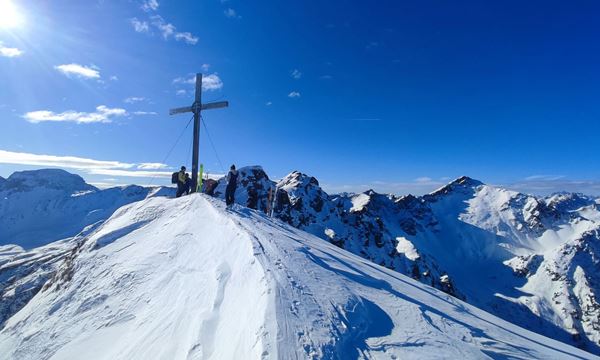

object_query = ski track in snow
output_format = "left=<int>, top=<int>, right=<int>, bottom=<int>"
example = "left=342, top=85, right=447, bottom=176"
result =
left=0, top=195, right=596, bottom=359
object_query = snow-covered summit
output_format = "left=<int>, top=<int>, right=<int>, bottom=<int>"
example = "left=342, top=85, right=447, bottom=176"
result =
left=0, top=194, right=593, bottom=359
left=2, top=169, right=96, bottom=193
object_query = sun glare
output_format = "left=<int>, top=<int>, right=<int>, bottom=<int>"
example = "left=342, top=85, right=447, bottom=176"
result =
left=0, top=0, right=24, bottom=29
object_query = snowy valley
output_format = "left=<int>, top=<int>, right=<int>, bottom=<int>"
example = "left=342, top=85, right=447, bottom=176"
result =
left=0, top=168, right=599, bottom=359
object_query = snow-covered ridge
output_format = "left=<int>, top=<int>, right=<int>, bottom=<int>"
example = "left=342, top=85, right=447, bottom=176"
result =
left=2, top=167, right=600, bottom=355
left=0, top=195, right=593, bottom=359
left=210, top=167, right=600, bottom=354
left=0, top=169, right=173, bottom=249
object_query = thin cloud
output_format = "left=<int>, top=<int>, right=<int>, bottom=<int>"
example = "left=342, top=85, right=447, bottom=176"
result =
left=291, top=69, right=302, bottom=79
left=224, top=8, right=241, bottom=19
left=23, top=105, right=127, bottom=124
left=88, top=168, right=172, bottom=178
left=55, top=64, right=100, bottom=79
left=524, top=175, right=566, bottom=181
left=288, top=91, right=301, bottom=98
left=0, top=149, right=177, bottom=180
left=132, top=111, right=158, bottom=116
left=201, top=64, right=210, bottom=72
left=0, top=42, right=23, bottom=57
left=414, top=177, right=433, bottom=183
left=149, top=15, right=198, bottom=44
left=0, top=150, right=134, bottom=170
left=137, top=162, right=168, bottom=170
left=506, top=177, right=600, bottom=196
left=130, top=18, right=149, bottom=33
left=124, top=96, right=147, bottom=104
left=141, top=0, right=159, bottom=12
left=174, top=32, right=199, bottom=45
left=173, top=73, right=224, bottom=91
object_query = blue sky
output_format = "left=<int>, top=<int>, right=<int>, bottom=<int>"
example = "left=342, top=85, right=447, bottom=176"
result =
left=1, top=0, right=599, bottom=195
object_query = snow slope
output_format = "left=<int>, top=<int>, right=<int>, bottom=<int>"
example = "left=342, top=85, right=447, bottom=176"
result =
left=0, top=169, right=173, bottom=249
left=207, top=168, right=600, bottom=353
left=0, top=194, right=594, bottom=359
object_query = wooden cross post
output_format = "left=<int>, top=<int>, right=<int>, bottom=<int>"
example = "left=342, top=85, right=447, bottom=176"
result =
left=169, top=73, right=228, bottom=193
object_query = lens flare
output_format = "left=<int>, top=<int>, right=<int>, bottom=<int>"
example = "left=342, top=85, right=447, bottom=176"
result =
left=0, top=0, right=24, bottom=29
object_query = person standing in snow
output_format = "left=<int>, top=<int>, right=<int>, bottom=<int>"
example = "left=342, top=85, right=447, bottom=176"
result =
left=184, top=173, right=192, bottom=195
left=225, top=165, right=238, bottom=206
left=176, top=166, right=187, bottom=198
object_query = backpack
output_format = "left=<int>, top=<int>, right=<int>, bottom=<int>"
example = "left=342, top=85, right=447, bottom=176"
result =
left=171, top=172, right=178, bottom=184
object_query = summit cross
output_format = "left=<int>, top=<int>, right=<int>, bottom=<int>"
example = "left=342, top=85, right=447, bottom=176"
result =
left=169, top=73, right=228, bottom=193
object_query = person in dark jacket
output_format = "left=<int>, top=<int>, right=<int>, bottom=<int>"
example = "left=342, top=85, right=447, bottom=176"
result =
left=176, top=166, right=187, bottom=198
left=184, top=173, right=192, bottom=195
left=225, top=165, right=238, bottom=206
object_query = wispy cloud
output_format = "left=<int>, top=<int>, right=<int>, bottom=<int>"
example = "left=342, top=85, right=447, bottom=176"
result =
left=319, top=75, right=333, bottom=80
left=23, top=105, right=127, bottom=124
left=506, top=176, right=600, bottom=196
left=130, top=18, right=149, bottom=33
left=0, top=150, right=174, bottom=179
left=137, top=162, right=168, bottom=170
left=173, top=73, right=224, bottom=91
left=414, top=177, right=433, bottom=183
left=288, top=91, right=301, bottom=98
left=291, top=69, right=302, bottom=79
left=88, top=168, right=172, bottom=178
left=0, top=150, right=134, bottom=170
left=265, top=101, right=273, bottom=106
left=201, top=63, right=210, bottom=71
left=124, top=96, right=147, bottom=104
left=55, top=64, right=100, bottom=79
left=174, top=32, right=199, bottom=45
left=131, top=14, right=198, bottom=45
left=141, top=0, right=159, bottom=12
left=523, top=175, right=566, bottom=181
left=132, top=111, right=158, bottom=116
left=0, top=42, right=23, bottom=57
left=149, top=15, right=198, bottom=44
left=224, top=8, right=241, bottom=19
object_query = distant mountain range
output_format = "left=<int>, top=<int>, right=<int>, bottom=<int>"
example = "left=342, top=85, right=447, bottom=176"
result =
left=1, top=167, right=599, bottom=354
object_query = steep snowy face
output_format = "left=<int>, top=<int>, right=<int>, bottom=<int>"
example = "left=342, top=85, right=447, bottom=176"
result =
left=0, top=169, right=172, bottom=249
left=0, top=176, right=6, bottom=188
left=0, top=195, right=593, bottom=359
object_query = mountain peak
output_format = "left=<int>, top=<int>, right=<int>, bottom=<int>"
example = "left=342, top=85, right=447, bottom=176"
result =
left=278, top=171, right=320, bottom=190
left=5, top=169, right=97, bottom=192
left=426, top=176, right=484, bottom=199
left=452, top=176, right=484, bottom=187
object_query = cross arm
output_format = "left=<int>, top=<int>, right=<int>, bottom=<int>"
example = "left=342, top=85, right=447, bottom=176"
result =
left=169, top=106, right=193, bottom=115
left=201, top=101, right=229, bottom=111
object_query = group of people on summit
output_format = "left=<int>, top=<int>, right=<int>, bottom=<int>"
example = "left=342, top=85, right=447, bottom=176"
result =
left=174, top=164, right=238, bottom=207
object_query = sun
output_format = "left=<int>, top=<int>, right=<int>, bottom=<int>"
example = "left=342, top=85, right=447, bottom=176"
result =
left=0, top=0, right=24, bottom=29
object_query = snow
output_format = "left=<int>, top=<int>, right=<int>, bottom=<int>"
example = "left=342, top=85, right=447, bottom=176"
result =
left=0, top=170, right=172, bottom=249
left=350, top=193, right=370, bottom=213
left=0, top=194, right=593, bottom=359
left=395, top=236, right=420, bottom=261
